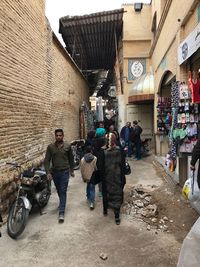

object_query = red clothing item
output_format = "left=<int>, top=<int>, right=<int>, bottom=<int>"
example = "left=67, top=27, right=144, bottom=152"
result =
left=188, top=71, right=200, bottom=103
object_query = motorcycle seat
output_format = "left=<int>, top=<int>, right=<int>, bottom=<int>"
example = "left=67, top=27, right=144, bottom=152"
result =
left=23, top=170, right=34, bottom=178
left=34, top=170, right=46, bottom=176
left=71, top=139, right=85, bottom=146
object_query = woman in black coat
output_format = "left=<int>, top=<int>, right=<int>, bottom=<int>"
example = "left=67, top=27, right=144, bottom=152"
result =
left=190, top=138, right=200, bottom=188
left=102, top=133, right=126, bottom=225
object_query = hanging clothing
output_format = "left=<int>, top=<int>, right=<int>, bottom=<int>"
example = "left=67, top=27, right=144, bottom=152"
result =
left=188, top=72, right=200, bottom=104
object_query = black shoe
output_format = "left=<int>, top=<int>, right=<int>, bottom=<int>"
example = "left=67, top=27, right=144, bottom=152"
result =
left=103, top=208, right=108, bottom=216
left=115, top=218, right=120, bottom=225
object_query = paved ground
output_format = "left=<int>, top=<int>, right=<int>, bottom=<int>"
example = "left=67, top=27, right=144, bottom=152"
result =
left=0, top=156, right=193, bottom=267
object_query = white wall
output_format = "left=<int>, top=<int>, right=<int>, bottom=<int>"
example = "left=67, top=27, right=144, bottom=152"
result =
left=127, top=103, right=154, bottom=139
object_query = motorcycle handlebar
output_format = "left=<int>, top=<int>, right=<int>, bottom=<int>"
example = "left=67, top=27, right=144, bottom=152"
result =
left=70, top=139, right=85, bottom=146
left=6, top=162, right=21, bottom=168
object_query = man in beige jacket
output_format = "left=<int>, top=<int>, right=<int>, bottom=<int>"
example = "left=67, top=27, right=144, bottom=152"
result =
left=80, top=146, right=97, bottom=210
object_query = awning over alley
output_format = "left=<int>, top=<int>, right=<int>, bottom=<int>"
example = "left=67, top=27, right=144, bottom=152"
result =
left=59, top=9, right=124, bottom=95
left=128, top=73, right=154, bottom=103
left=59, top=9, right=124, bottom=71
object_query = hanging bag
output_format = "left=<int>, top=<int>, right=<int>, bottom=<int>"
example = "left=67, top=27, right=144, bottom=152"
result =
left=182, top=170, right=200, bottom=202
left=90, top=170, right=102, bottom=185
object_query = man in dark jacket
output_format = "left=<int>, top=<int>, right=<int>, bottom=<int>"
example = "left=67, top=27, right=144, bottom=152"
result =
left=190, top=138, right=200, bottom=188
left=44, top=129, right=74, bottom=223
left=120, top=122, right=133, bottom=157
left=132, top=120, right=143, bottom=160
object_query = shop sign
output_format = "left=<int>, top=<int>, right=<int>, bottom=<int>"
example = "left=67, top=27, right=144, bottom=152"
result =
left=128, top=58, right=146, bottom=80
left=178, top=22, right=200, bottom=65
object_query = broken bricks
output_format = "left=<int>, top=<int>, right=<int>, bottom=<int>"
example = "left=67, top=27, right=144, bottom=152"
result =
left=123, top=185, right=173, bottom=233
left=141, top=204, right=157, bottom=218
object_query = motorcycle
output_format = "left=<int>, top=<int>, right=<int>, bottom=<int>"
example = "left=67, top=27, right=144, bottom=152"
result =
left=130, top=138, right=151, bottom=157
left=141, top=138, right=151, bottom=157
left=70, top=139, right=85, bottom=170
left=6, top=162, right=51, bottom=239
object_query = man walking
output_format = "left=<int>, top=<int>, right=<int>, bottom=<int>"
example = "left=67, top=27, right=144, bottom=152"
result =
left=44, top=129, right=74, bottom=223
left=120, top=122, right=133, bottom=157
left=132, top=120, right=143, bottom=160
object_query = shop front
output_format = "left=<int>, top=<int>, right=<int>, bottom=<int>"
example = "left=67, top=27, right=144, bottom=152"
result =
left=155, top=71, right=176, bottom=158
left=176, top=21, right=200, bottom=184
left=128, top=73, right=154, bottom=142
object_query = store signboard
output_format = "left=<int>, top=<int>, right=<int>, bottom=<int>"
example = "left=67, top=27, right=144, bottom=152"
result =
left=178, top=22, right=200, bottom=65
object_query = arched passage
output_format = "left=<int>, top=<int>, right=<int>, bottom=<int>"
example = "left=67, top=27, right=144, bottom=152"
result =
left=156, top=70, right=176, bottom=156
left=158, top=70, right=176, bottom=96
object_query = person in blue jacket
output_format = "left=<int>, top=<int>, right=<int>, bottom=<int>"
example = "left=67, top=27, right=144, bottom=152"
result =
left=120, top=122, right=133, bottom=157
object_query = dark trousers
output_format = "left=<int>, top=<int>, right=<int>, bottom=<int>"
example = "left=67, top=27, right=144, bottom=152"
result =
left=135, top=140, right=142, bottom=159
left=126, top=141, right=133, bottom=157
left=52, top=170, right=69, bottom=216
left=102, top=181, right=120, bottom=219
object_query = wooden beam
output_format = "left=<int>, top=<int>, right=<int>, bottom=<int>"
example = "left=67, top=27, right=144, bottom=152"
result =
left=128, top=94, right=154, bottom=103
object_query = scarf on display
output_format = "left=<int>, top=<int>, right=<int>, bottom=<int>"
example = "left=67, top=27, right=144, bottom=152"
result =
left=169, top=81, right=180, bottom=159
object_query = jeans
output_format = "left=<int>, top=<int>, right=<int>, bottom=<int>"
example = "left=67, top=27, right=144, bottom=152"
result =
left=126, top=141, right=132, bottom=157
left=52, top=170, right=69, bottom=216
left=86, top=182, right=95, bottom=203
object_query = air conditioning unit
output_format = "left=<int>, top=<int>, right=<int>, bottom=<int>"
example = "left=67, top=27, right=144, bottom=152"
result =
left=134, top=3, right=143, bottom=12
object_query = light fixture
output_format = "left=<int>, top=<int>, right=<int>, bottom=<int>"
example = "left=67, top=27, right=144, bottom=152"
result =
left=134, top=3, right=143, bottom=12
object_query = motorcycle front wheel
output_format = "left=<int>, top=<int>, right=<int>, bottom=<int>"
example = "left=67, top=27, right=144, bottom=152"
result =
left=73, top=157, right=80, bottom=170
left=7, top=198, right=29, bottom=239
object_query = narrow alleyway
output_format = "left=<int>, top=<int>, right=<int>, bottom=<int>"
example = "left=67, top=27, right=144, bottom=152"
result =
left=0, top=156, right=198, bottom=267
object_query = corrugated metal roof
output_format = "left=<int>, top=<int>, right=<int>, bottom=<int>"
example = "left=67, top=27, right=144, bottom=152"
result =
left=59, top=9, right=124, bottom=71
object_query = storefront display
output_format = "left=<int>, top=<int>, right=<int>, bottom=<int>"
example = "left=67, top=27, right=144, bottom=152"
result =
left=165, top=75, right=200, bottom=171
left=188, top=71, right=200, bottom=104
left=156, top=97, right=172, bottom=134
left=80, top=102, right=95, bottom=139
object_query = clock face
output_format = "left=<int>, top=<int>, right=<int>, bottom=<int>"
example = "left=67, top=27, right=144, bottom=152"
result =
left=131, top=61, right=144, bottom=78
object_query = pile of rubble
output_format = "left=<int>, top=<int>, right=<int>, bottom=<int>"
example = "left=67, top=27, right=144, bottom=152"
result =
left=123, top=185, right=174, bottom=233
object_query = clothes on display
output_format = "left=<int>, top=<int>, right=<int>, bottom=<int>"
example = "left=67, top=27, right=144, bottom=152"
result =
left=157, top=97, right=172, bottom=134
left=175, top=77, right=198, bottom=153
left=164, top=76, right=200, bottom=171
left=80, top=102, right=94, bottom=139
left=188, top=71, right=200, bottom=104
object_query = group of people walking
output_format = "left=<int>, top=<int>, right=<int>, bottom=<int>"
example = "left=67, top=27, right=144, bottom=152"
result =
left=80, top=122, right=126, bottom=225
left=120, top=121, right=143, bottom=160
left=44, top=123, right=127, bottom=225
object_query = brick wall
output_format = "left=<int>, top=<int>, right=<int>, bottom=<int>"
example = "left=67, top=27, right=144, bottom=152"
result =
left=51, top=35, right=89, bottom=142
left=0, top=0, right=89, bottom=213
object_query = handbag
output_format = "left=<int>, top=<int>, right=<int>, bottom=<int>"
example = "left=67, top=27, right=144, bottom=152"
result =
left=90, top=170, right=102, bottom=185
left=124, top=160, right=131, bottom=175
